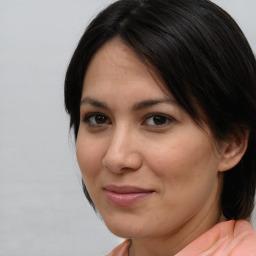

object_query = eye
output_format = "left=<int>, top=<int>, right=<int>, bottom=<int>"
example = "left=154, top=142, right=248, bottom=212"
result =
left=81, top=112, right=111, bottom=127
left=143, top=114, right=174, bottom=127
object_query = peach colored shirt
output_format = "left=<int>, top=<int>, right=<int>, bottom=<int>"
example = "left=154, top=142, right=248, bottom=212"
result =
left=106, top=220, right=256, bottom=256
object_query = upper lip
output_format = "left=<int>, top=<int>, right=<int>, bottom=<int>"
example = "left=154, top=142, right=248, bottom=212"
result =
left=103, top=185, right=154, bottom=194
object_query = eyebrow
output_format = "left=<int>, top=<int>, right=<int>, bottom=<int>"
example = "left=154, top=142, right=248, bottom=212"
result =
left=80, top=97, right=109, bottom=109
left=80, top=97, right=177, bottom=110
left=132, top=98, right=177, bottom=111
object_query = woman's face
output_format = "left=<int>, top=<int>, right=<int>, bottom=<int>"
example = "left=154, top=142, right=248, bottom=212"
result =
left=76, top=37, right=226, bottom=240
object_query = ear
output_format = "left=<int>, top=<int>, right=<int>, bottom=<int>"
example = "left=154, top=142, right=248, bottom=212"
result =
left=218, top=130, right=249, bottom=172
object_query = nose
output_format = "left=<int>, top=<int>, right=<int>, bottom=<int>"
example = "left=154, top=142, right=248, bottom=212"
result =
left=102, top=127, right=142, bottom=174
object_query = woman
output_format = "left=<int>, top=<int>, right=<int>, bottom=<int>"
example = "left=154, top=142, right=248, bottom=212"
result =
left=64, top=0, right=256, bottom=255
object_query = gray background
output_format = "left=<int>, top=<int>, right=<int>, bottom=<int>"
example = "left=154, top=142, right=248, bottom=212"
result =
left=0, top=0, right=255, bottom=255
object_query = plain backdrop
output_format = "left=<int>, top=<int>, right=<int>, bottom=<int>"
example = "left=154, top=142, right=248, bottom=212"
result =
left=0, top=0, right=255, bottom=255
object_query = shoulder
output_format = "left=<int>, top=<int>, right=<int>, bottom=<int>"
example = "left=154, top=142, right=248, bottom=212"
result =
left=227, top=220, right=256, bottom=256
left=105, top=239, right=131, bottom=256
left=176, top=220, right=256, bottom=256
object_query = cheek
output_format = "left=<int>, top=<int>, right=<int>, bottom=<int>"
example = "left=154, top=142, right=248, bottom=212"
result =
left=147, top=136, right=221, bottom=217
left=76, top=133, right=103, bottom=183
left=146, top=134, right=219, bottom=187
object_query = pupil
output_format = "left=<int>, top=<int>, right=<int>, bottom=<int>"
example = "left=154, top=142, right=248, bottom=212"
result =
left=95, top=115, right=106, bottom=124
left=153, top=116, right=166, bottom=125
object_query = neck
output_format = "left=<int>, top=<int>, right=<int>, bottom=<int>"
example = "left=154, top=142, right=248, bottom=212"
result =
left=128, top=174, right=224, bottom=256
left=129, top=200, right=223, bottom=256
left=130, top=215, right=221, bottom=256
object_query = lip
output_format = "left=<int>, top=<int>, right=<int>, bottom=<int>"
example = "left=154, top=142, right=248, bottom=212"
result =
left=103, top=185, right=154, bottom=206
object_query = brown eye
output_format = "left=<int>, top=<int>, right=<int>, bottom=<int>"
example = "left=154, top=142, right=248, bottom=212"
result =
left=82, top=113, right=111, bottom=127
left=152, top=115, right=168, bottom=125
left=143, top=114, right=174, bottom=127
left=94, top=114, right=108, bottom=124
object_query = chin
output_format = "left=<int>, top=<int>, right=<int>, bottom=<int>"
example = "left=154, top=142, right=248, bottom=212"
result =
left=104, top=217, right=149, bottom=239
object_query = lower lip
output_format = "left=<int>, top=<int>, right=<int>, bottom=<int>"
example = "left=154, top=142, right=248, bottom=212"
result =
left=104, top=191, right=153, bottom=206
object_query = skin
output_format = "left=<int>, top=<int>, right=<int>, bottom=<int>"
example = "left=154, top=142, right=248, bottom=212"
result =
left=76, top=37, right=238, bottom=256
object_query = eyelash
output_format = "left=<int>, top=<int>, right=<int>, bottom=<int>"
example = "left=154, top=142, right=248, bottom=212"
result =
left=142, top=113, right=174, bottom=127
left=81, top=112, right=174, bottom=128
left=81, top=112, right=111, bottom=127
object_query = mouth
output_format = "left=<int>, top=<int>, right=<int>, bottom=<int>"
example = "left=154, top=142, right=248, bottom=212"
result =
left=103, top=185, right=154, bottom=206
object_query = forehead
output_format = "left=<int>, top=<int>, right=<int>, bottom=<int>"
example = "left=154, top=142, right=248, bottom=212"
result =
left=85, top=37, right=148, bottom=79
left=82, top=37, right=171, bottom=99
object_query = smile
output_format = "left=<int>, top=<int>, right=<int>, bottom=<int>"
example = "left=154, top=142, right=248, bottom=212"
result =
left=103, top=185, right=154, bottom=206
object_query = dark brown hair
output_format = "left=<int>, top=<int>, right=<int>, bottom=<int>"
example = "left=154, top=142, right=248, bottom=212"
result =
left=65, top=0, right=256, bottom=219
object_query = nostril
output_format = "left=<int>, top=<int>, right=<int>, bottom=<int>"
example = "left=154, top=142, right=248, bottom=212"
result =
left=102, top=151, right=142, bottom=174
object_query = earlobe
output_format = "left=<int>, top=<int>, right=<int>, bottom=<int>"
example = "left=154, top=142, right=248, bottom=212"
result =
left=218, top=131, right=249, bottom=172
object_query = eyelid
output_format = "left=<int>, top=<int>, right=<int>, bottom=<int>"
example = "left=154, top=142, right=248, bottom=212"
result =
left=81, top=112, right=111, bottom=127
left=142, top=113, right=174, bottom=127
left=80, top=111, right=174, bottom=128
